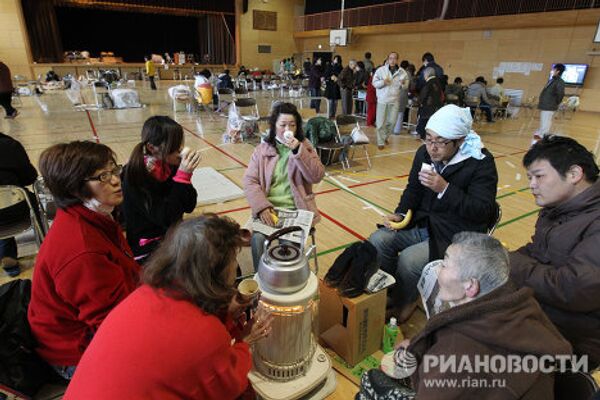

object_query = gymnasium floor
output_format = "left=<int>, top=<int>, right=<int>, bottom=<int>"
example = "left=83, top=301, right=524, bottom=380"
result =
left=1, top=82, right=598, bottom=399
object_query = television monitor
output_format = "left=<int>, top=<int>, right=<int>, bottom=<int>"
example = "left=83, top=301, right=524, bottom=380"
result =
left=549, top=64, right=588, bottom=86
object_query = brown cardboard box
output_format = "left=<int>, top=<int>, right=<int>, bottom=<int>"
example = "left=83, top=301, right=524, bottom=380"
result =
left=319, top=280, right=387, bottom=366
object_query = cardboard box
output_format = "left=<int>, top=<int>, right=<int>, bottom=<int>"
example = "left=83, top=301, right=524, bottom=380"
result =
left=319, top=280, right=387, bottom=366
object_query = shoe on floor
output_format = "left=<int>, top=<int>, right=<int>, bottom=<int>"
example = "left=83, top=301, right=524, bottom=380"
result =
left=378, top=145, right=385, bottom=150
left=4, top=110, right=19, bottom=119
left=2, top=257, right=21, bottom=277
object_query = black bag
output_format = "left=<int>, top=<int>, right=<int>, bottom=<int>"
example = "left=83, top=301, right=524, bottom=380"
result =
left=356, top=369, right=416, bottom=400
left=0, top=279, right=56, bottom=396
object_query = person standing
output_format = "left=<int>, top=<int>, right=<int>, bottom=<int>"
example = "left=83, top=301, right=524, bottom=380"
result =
left=372, top=52, right=408, bottom=149
left=416, top=67, right=444, bottom=139
left=366, top=70, right=377, bottom=127
left=535, top=64, right=565, bottom=142
left=338, top=59, right=357, bottom=116
left=308, top=58, right=324, bottom=113
left=363, top=52, right=374, bottom=75
left=144, top=56, right=157, bottom=90
left=0, top=61, right=18, bottom=119
left=324, top=55, right=343, bottom=119
left=416, top=52, right=444, bottom=93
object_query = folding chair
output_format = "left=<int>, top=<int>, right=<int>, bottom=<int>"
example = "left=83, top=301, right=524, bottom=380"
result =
left=465, top=95, right=482, bottom=124
left=216, top=88, right=235, bottom=113
left=487, top=202, right=502, bottom=236
left=33, top=177, right=56, bottom=235
left=234, top=87, right=250, bottom=99
left=335, top=114, right=371, bottom=170
left=232, top=98, right=260, bottom=122
left=0, top=186, right=45, bottom=248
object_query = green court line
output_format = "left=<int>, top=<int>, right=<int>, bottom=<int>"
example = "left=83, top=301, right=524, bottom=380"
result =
left=317, top=242, right=358, bottom=257
left=323, top=178, right=394, bottom=214
left=497, top=187, right=529, bottom=199
left=497, top=208, right=540, bottom=229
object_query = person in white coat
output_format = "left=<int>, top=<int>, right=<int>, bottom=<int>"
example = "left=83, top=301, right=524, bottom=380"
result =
left=372, top=52, right=409, bottom=149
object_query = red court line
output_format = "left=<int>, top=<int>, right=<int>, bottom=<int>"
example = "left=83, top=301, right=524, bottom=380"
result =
left=319, top=210, right=366, bottom=241
left=84, top=110, right=100, bottom=143
left=182, top=126, right=247, bottom=168
left=217, top=206, right=251, bottom=215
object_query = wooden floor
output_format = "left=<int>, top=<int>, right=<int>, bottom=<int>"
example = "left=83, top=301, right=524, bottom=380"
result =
left=1, top=82, right=599, bottom=399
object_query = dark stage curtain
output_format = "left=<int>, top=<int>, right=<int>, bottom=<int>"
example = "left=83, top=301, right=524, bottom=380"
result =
left=21, top=0, right=64, bottom=63
left=198, top=14, right=236, bottom=65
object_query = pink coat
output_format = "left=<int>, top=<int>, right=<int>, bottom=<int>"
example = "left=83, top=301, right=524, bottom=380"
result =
left=243, top=140, right=325, bottom=223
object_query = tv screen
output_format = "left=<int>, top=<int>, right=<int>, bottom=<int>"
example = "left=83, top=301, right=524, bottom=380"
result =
left=549, top=64, right=588, bottom=86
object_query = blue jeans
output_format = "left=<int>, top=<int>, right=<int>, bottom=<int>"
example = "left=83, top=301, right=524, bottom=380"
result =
left=0, top=238, right=17, bottom=260
left=309, top=87, right=321, bottom=113
left=328, top=99, right=338, bottom=118
left=52, top=365, right=76, bottom=380
left=368, top=226, right=430, bottom=307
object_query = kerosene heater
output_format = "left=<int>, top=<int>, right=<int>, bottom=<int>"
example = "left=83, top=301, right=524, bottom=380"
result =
left=248, top=227, right=336, bottom=400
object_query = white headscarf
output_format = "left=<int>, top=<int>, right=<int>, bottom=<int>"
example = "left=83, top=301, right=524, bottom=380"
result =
left=425, top=104, right=485, bottom=160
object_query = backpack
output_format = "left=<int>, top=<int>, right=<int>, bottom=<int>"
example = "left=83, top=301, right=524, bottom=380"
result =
left=0, top=279, right=56, bottom=396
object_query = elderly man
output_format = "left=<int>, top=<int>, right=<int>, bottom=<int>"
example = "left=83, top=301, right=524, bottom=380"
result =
left=403, top=232, right=572, bottom=399
left=510, top=135, right=600, bottom=368
left=372, top=52, right=408, bottom=150
left=338, top=59, right=357, bottom=116
left=369, top=105, right=498, bottom=321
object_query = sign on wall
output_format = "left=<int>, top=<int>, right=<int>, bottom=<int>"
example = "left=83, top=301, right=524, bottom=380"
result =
left=253, top=10, right=277, bottom=31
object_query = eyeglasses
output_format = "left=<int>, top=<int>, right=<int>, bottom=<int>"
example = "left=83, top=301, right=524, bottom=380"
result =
left=85, top=165, right=123, bottom=183
left=423, top=139, right=453, bottom=148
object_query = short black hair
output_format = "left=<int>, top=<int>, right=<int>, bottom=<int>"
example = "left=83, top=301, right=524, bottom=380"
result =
left=496, top=77, right=504, bottom=84
left=400, top=60, right=409, bottom=69
left=365, top=52, right=372, bottom=59
left=454, top=77, right=463, bottom=84
left=422, top=52, right=434, bottom=62
left=475, top=76, right=485, bottom=83
left=554, top=63, right=566, bottom=75
left=523, top=135, right=599, bottom=183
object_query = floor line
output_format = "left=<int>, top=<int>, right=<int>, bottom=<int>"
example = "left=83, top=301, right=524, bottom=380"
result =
left=182, top=126, right=248, bottom=167
left=318, top=210, right=366, bottom=241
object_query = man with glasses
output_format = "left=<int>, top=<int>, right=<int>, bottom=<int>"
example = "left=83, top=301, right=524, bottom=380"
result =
left=369, top=105, right=498, bottom=321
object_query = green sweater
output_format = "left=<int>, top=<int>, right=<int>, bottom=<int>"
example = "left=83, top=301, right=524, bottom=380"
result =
left=267, top=143, right=296, bottom=209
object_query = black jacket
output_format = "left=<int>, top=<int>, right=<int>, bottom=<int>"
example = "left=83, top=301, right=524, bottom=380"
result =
left=418, top=77, right=443, bottom=119
left=416, top=61, right=444, bottom=92
left=308, top=64, right=324, bottom=90
left=324, top=63, right=342, bottom=100
left=121, top=166, right=197, bottom=258
left=395, top=145, right=498, bottom=259
left=538, top=76, right=565, bottom=111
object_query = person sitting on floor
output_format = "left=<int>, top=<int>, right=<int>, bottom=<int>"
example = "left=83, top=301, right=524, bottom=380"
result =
left=385, top=232, right=571, bottom=400
left=368, top=104, right=498, bottom=322
left=121, top=116, right=200, bottom=262
left=64, top=214, right=272, bottom=400
left=28, top=141, right=140, bottom=380
left=509, top=135, right=600, bottom=368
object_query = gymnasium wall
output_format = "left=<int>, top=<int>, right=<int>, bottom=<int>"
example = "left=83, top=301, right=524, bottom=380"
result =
left=0, top=0, right=32, bottom=79
left=239, top=0, right=304, bottom=72
left=295, top=9, right=600, bottom=112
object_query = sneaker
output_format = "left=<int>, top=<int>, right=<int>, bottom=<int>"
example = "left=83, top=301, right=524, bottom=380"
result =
left=2, top=257, right=21, bottom=277
left=4, top=110, right=19, bottom=119
left=378, top=145, right=385, bottom=150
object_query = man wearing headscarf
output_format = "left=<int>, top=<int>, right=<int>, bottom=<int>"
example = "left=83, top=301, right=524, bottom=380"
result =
left=369, top=105, right=499, bottom=321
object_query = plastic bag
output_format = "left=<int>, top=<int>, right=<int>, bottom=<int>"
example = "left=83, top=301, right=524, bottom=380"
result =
left=351, top=125, right=370, bottom=144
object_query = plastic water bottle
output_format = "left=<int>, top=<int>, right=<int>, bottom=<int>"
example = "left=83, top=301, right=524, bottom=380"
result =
left=382, top=317, right=400, bottom=354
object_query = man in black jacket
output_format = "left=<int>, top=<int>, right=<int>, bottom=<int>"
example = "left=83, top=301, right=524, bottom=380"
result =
left=0, top=133, right=38, bottom=276
left=369, top=105, right=498, bottom=320
left=416, top=67, right=443, bottom=139
left=416, top=52, right=444, bottom=93
left=534, top=63, right=565, bottom=142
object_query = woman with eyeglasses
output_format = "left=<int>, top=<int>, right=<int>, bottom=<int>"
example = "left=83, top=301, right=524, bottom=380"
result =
left=243, top=102, right=324, bottom=271
left=122, top=116, right=200, bottom=262
left=28, top=141, right=141, bottom=380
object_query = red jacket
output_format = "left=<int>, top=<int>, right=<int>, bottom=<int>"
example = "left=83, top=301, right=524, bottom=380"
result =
left=28, top=204, right=140, bottom=366
left=64, top=285, right=252, bottom=400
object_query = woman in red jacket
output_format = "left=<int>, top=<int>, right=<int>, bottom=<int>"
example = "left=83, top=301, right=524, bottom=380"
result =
left=65, top=214, right=273, bottom=400
left=366, top=70, right=377, bottom=127
left=28, top=141, right=140, bottom=380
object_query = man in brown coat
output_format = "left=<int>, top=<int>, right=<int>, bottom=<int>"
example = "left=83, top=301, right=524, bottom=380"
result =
left=0, top=61, right=18, bottom=119
left=404, top=232, right=572, bottom=399
left=338, top=59, right=357, bottom=116
left=510, top=135, right=600, bottom=368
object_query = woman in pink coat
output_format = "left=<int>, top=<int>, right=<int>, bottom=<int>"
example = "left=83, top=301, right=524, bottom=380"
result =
left=243, top=102, right=325, bottom=270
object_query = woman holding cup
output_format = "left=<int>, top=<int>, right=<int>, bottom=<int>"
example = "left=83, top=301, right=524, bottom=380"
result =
left=64, top=214, right=273, bottom=400
left=122, top=115, right=200, bottom=262
left=243, top=102, right=325, bottom=271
